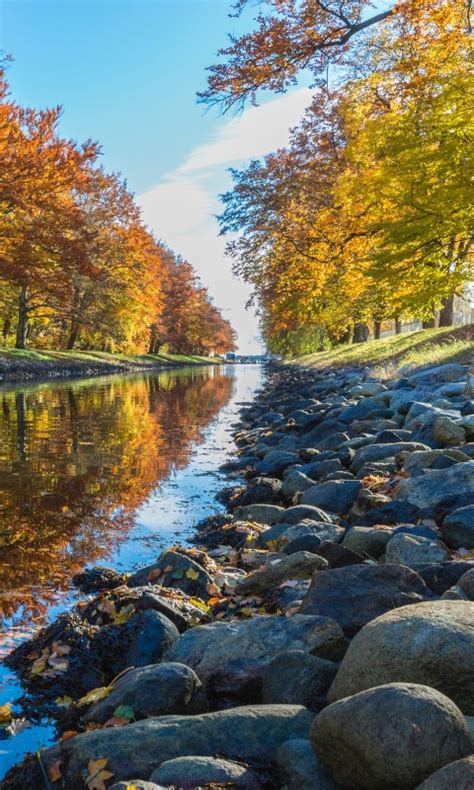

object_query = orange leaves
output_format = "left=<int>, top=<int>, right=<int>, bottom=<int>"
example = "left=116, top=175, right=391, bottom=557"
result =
left=86, top=758, right=114, bottom=790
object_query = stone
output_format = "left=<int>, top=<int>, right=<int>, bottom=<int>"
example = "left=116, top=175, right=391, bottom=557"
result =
left=284, top=535, right=323, bottom=555
left=150, top=756, right=261, bottom=789
left=403, top=448, right=470, bottom=476
left=328, top=600, right=474, bottom=713
left=313, top=541, right=365, bottom=568
left=233, top=503, right=285, bottom=525
left=84, top=663, right=203, bottom=724
left=164, top=614, right=346, bottom=702
left=397, top=461, right=474, bottom=508
left=256, top=451, right=300, bottom=476
left=302, top=419, right=347, bottom=445
left=416, top=755, right=474, bottom=789
left=418, top=561, right=474, bottom=594
left=235, top=551, right=328, bottom=596
left=282, top=471, right=316, bottom=499
left=442, top=505, right=474, bottom=549
left=231, top=477, right=283, bottom=507
left=343, top=526, right=393, bottom=559
left=351, top=442, right=431, bottom=472
left=433, top=416, right=466, bottom=446
left=312, top=683, right=473, bottom=789
left=358, top=499, right=420, bottom=526
left=299, top=564, right=432, bottom=636
left=128, top=551, right=213, bottom=600
left=384, top=532, right=450, bottom=567
left=315, top=432, right=350, bottom=451
left=407, top=363, right=466, bottom=385
left=350, top=382, right=387, bottom=397
left=276, top=504, right=334, bottom=524
left=338, top=399, right=392, bottom=423
left=61, top=705, right=315, bottom=788
left=72, top=566, right=128, bottom=593
left=262, top=650, right=338, bottom=711
left=300, top=480, right=362, bottom=515
left=277, top=739, right=338, bottom=790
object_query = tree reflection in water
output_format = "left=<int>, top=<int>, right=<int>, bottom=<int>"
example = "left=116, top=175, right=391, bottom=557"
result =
left=0, top=367, right=234, bottom=629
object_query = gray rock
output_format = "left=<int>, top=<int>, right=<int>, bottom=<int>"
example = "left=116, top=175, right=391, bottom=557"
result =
left=419, top=561, right=474, bottom=594
left=397, top=461, right=474, bottom=508
left=299, top=563, right=432, bottom=636
left=433, top=416, right=466, bottom=445
left=343, top=526, right=393, bottom=559
left=164, top=614, right=346, bottom=700
left=61, top=705, right=315, bottom=787
left=257, top=451, right=300, bottom=476
left=300, top=480, right=362, bottom=515
left=282, top=471, right=316, bottom=499
left=462, top=414, right=474, bottom=440
left=404, top=448, right=470, bottom=476
left=235, top=551, right=328, bottom=596
left=85, top=663, right=203, bottom=724
left=328, top=600, right=474, bottom=713
left=277, top=739, right=338, bottom=790
left=351, top=442, right=431, bottom=472
left=150, top=756, right=261, bottom=789
left=262, top=650, right=337, bottom=710
left=233, top=503, right=285, bottom=525
left=350, top=382, right=387, bottom=397
left=312, top=683, right=473, bottom=789
left=416, top=755, right=474, bottom=789
left=442, top=505, right=474, bottom=549
left=276, top=505, right=334, bottom=524
left=384, top=532, right=450, bottom=567
left=128, top=551, right=213, bottom=600
left=442, top=569, right=474, bottom=601
left=407, top=363, right=466, bottom=385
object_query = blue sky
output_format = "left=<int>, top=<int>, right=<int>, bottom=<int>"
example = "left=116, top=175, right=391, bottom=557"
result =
left=1, top=0, right=312, bottom=351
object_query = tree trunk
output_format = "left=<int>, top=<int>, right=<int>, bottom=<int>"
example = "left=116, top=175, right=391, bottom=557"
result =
left=15, top=286, right=29, bottom=349
left=2, top=317, right=11, bottom=341
left=353, top=323, right=369, bottom=343
left=374, top=320, right=381, bottom=340
left=439, top=295, right=455, bottom=327
left=394, top=317, right=402, bottom=335
left=422, top=315, right=437, bottom=329
left=66, top=322, right=80, bottom=350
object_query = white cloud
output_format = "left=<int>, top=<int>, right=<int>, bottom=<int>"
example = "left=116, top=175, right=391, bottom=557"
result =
left=138, top=88, right=312, bottom=353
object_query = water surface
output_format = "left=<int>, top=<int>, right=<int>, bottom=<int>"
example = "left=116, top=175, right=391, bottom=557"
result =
left=0, top=364, right=262, bottom=776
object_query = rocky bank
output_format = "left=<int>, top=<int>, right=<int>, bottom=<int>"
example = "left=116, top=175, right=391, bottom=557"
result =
left=2, top=358, right=474, bottom=789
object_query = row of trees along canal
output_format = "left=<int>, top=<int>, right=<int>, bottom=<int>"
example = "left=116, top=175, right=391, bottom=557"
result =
left=0, top=63, right=237, bottom=356
left=202, top=0, right=473, bottom=358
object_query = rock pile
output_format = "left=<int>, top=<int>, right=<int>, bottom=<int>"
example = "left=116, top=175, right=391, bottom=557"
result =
left=3, top=359, right=474, bottom=789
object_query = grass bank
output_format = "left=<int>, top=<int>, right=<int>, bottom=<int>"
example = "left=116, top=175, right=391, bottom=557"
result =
left=291, top=325, right=473, bottom=377
left=0, top=347, right=225, bottom=383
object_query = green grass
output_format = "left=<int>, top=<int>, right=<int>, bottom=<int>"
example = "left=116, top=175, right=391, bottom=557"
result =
left=0, top=347, right=224, bottom=368
left=292, top=325, right=474, bottom=378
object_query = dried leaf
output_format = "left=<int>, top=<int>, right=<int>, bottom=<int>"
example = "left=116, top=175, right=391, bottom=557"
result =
left=60, top=730, right=79, bottom=743
left=51, top=640, right=71, bottom=656
left=113, top=704, right=135, bottom=721
left=77, top=686, right=111, bottom=707
left=48, top=759, right=62, bottom=783
left=55, top=695, right=74, bottom=708
left=112, top=603, right=135, bottom=625
left=86, top=758, right=114, bottom=790
left=103, top=716, right=129, bottom=728
left=0, top=703, right=12, bottom=724
left=185, top=568, right=200, bottom=580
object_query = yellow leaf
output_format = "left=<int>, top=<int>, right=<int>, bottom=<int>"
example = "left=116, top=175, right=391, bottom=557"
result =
left=189, top=597, right=210, bottom=612
left=112, top=603, right=135, bottom=625
left=185, top=568, right=200, bottom=580
left=55, top=695, right=73, bottom=708
left=77, top=686, right=111, bottom=707
left=0, top=703, right=12, bottom=724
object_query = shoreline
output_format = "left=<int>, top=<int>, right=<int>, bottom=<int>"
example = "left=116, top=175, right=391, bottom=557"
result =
left=0, top=349, right=227, bottom=385
left=2, top=359, right=474, bottom=789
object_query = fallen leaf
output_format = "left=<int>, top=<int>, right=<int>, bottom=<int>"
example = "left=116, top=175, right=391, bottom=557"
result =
left=112, top=603, right=135, bottom=625
left=48, top=759, right=62, bottom=782
left=55, top=695, right=74, bottom=708
left=51, top=640, right=71, bottom=656
left=113, top=704, right=135, bottom=721
left=86, top=757, right=114, bottom=790
left=77, top=686, right=110, bottom=706
left=103, top=716, right=129, bottom=728
left=0, top=703, right=12, bottom=724
left=185, top=568, right=200, bottom=580
left=60, top=730, right=79, bottom=743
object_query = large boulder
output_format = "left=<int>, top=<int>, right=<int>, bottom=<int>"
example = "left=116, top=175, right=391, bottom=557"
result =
left=351, top=442, right=431, bottom=473
left=311, top=683, right=473, bottom=789
left=262, top=650, right=338, bottom=710
left=300, top=480, right=362, bottom=515
left=150, top=756, right=261, bottom=789
left=397, top=461, right=474, bottom=509
left=60, top=705, right=315, bottom=788
left=299, top=564, right=432, bottom=636
left=442, top=505, right=474, bottom=549
left=384, top=532, right=450, bottom=567
left=233, top=504, right=285, bottom=525
left=164, top=614, right=346, bottom=702
left=235, top=552, right=327, bottom=596
left=277, top=739, right=338, bottom=790
left=127, top=551, right=213, bottom=600
left=276, top=504, right=334, bottom=524
left=328, top=600, right=474, bottom=713
left=407, top=363, right=466, bottom=386
left=416, top=755, right=474, bottom=789
left=84, top=663, right=203, bottom=724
